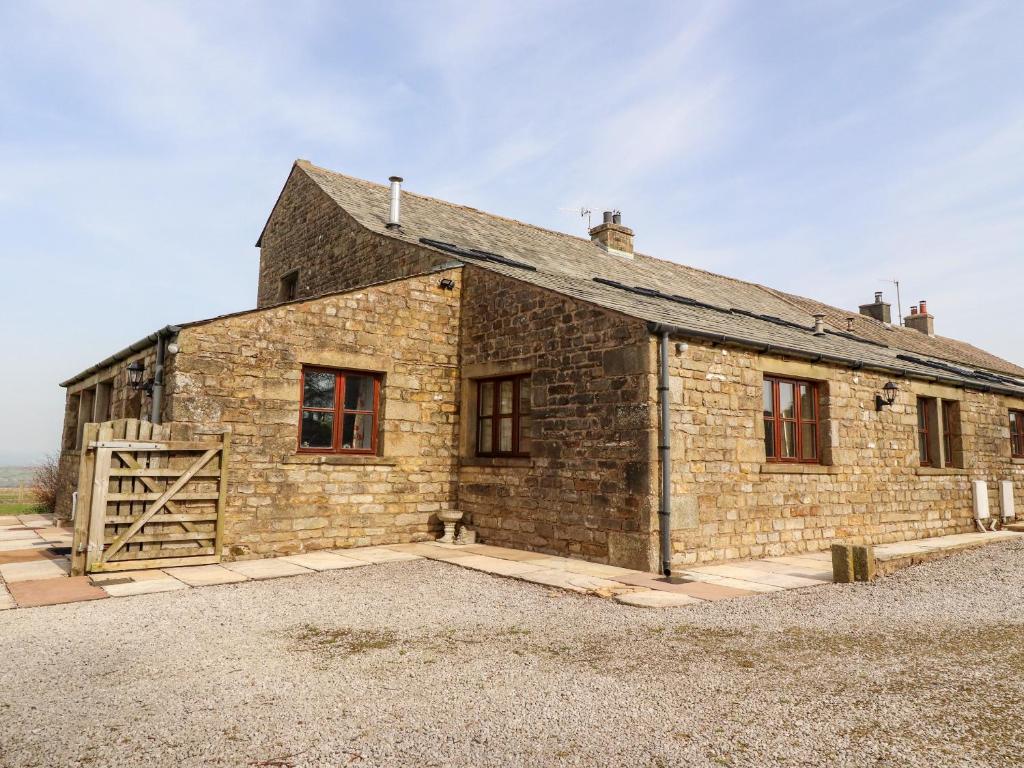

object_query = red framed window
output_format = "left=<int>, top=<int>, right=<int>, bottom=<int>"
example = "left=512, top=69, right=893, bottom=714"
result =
left=476, top=375, right=530, bottom=457
left=298, top=367, right=380, bottom=454
left=917, top=397, right=934, bottom=466
left=1011, top=410, right=1024, bottom=458
left=942, top=400, right=957, bottom=466
left=763, top=376, right=820, bottom=463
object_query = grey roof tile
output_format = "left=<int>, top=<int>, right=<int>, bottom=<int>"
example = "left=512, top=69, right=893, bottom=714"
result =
left=301, top=161, right=1024, bottom=397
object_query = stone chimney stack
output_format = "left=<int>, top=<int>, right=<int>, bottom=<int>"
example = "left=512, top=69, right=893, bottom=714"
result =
left=589, top=210, right=634, bottom=258
left=904, top=300, right=935, bottom=335
left=858, top=291, right=892, bottom=324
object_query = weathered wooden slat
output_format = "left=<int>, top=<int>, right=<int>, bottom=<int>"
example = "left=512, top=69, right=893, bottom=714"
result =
left=106, top=545, right=215, bottom=561
left=90, top=554, right=220, bottom=572
left=70, top=423, right=100, bottom=576
left=84, top=423, right=114, bottom=572
left=102, top=448, right=220, bottom=561
left=105, top=491, right=221, bottom=502
left=112, top=450, right=207, bottom=547
left=89, top=441, right=224, bottom=451
left=102, top=512, right=220, bottom=524
left=103, top=530, right=215, bottom=545
left=108, top=468, right=221, bottom=478
left=214, top=432, right=231, bottom=561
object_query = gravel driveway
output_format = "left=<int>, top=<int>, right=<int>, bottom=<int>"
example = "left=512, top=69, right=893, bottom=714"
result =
left=2, top=540, right=1022, bottom=768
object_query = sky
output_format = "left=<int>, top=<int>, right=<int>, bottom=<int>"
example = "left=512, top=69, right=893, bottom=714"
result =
left=1, top=0, right=1022, bottom=465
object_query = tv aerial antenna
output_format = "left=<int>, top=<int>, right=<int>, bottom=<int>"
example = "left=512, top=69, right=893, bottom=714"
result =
left=878, top=278, right=903, bottom=326
left=559, top=206, right=593, bottom=230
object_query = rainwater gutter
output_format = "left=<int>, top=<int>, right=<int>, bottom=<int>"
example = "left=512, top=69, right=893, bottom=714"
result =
left=59, top=324, right=182, bottom=389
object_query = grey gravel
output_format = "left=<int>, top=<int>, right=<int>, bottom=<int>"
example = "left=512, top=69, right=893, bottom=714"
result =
left=2, top=541, right=1023, bottom=768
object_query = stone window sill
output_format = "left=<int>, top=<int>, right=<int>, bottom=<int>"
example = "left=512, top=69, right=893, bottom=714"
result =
left=460, top=456, right=535, bottom=469
left=1012, top=458, right=1024, bottom=465
left=759, top=463, right=837, bottom=475
left=282, top=454, right=397, bottom=467
left=915, top=467, right=968, bottom=476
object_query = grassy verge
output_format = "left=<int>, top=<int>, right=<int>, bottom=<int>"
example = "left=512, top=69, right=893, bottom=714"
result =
left=0, top=502, right=42, bottom=516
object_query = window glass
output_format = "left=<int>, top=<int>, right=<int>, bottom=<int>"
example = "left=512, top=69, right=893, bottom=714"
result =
left=799, top=383, right=815, bottom=419
left=303, top=371, right=335, bottom=408
left=342, top=413, right=373, bottom=450
left=299, top=367, right=380, bottom=453
left=476, top=376, right=530, bottom=456
left=801, top=423, right=817, bottom=460
left=498, top=418, right=513, bottom=452
left=301, top=411, right=334, bottom=448
left=763, top=376, right=821, bottom=464
left=479, top=417, right=493, bottom=452
left=344, top=375, right=374, bottom=411
left=479, top=382, right=493, bottom=416
left=781, top=421, right=797, bottom=458
left=779, top=382, right=795, bottom=419
left=499, top=380, right=514, bottom=414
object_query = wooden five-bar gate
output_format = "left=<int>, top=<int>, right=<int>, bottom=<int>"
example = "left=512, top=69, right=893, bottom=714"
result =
left=71, top=419, right=230, bottom=575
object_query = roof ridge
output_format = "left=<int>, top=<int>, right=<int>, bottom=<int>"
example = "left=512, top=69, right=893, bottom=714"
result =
left=299, top=160, right=605, bottom=249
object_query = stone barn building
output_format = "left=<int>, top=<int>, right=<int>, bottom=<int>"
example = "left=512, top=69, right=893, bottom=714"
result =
left=55, top=161, right=1024, bottom=573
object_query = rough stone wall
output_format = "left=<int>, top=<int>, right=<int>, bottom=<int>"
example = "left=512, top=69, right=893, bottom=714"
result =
left=664, top=341, right=1024, bottom=565
left=256, top=167, right=449, bottom=308
left=53, top=346, right=158, bottom=520
left=457, top=267, right=657, bottom=570
left=166, top=268, right=462, bottom=559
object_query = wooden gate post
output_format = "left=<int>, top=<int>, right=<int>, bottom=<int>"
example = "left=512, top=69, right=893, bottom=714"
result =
left=84, top=423, right=114, bottom=573
left=70, top=423, right=99, bottom=576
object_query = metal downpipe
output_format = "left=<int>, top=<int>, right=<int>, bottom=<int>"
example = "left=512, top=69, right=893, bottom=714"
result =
left=657, top=330, right=672, bottom=577
left=150, top=332, right=167, bottom=424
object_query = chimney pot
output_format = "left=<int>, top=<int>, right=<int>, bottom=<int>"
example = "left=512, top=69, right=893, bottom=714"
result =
left=387, top=176, right=403, bottom=228
left=859, top=292, right=891, bottom=323
left=589, top=210, right=634, bottom=257
left=813, top=314, right=826, bottom=335
left=904, top=301, right=935, bottom=335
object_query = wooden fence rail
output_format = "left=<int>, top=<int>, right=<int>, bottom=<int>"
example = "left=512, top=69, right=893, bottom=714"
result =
left=70, top=419, right=230, bottom=575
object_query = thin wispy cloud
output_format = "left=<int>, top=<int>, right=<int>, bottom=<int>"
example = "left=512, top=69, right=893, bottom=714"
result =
left=0, top=0, right=1021, bottom=463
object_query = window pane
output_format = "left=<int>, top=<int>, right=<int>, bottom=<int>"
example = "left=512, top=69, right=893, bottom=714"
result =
left=479, top=382, right=493, bottom=417
left=341, top=413, right=373, bottom=450
left=303, top=371, right=335, bottom=408
left=763, top=381, right=774, bottom=418
left=779, top=382, right=795, bottom=419
left=782, top=421, right=796, bottom=458
left=919, top=432, right=929, bottom=463
left=499, top=380, right=514, bottom=415
left=917, top=400, right=928, bottom=428
left=300, top=411, right=334, bottom=448
left=764, top=419, right=776, bottom=458
left=479, top=417, right=492, bottom=453
left=344, top=375, right=374, bottom=411
left=498, top=417, right=513, bottom=452
left=801, top=423, right=817, bottom=460
left=799, top=384, right=815, bottom=420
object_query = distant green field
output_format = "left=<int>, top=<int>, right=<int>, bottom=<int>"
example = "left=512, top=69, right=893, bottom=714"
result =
left=0, top=502, right=40, bottom=516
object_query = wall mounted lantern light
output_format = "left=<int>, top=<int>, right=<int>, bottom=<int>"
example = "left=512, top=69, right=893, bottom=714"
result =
left=126, top=360, right=154, bottom=395
left=875, top=381, right=899, bottom=411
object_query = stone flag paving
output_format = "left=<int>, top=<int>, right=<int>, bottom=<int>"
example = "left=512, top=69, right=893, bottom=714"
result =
left=1, top=513, right=1020, bottom=610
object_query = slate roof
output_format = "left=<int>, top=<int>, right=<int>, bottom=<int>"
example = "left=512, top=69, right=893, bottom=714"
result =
left=299, top=161, right=1024, bottom=397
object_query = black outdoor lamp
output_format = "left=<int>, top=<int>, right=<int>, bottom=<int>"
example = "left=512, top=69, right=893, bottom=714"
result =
left=875, top=381, right=899, bottom=411
left=126, top=360, right=154, bottom=395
